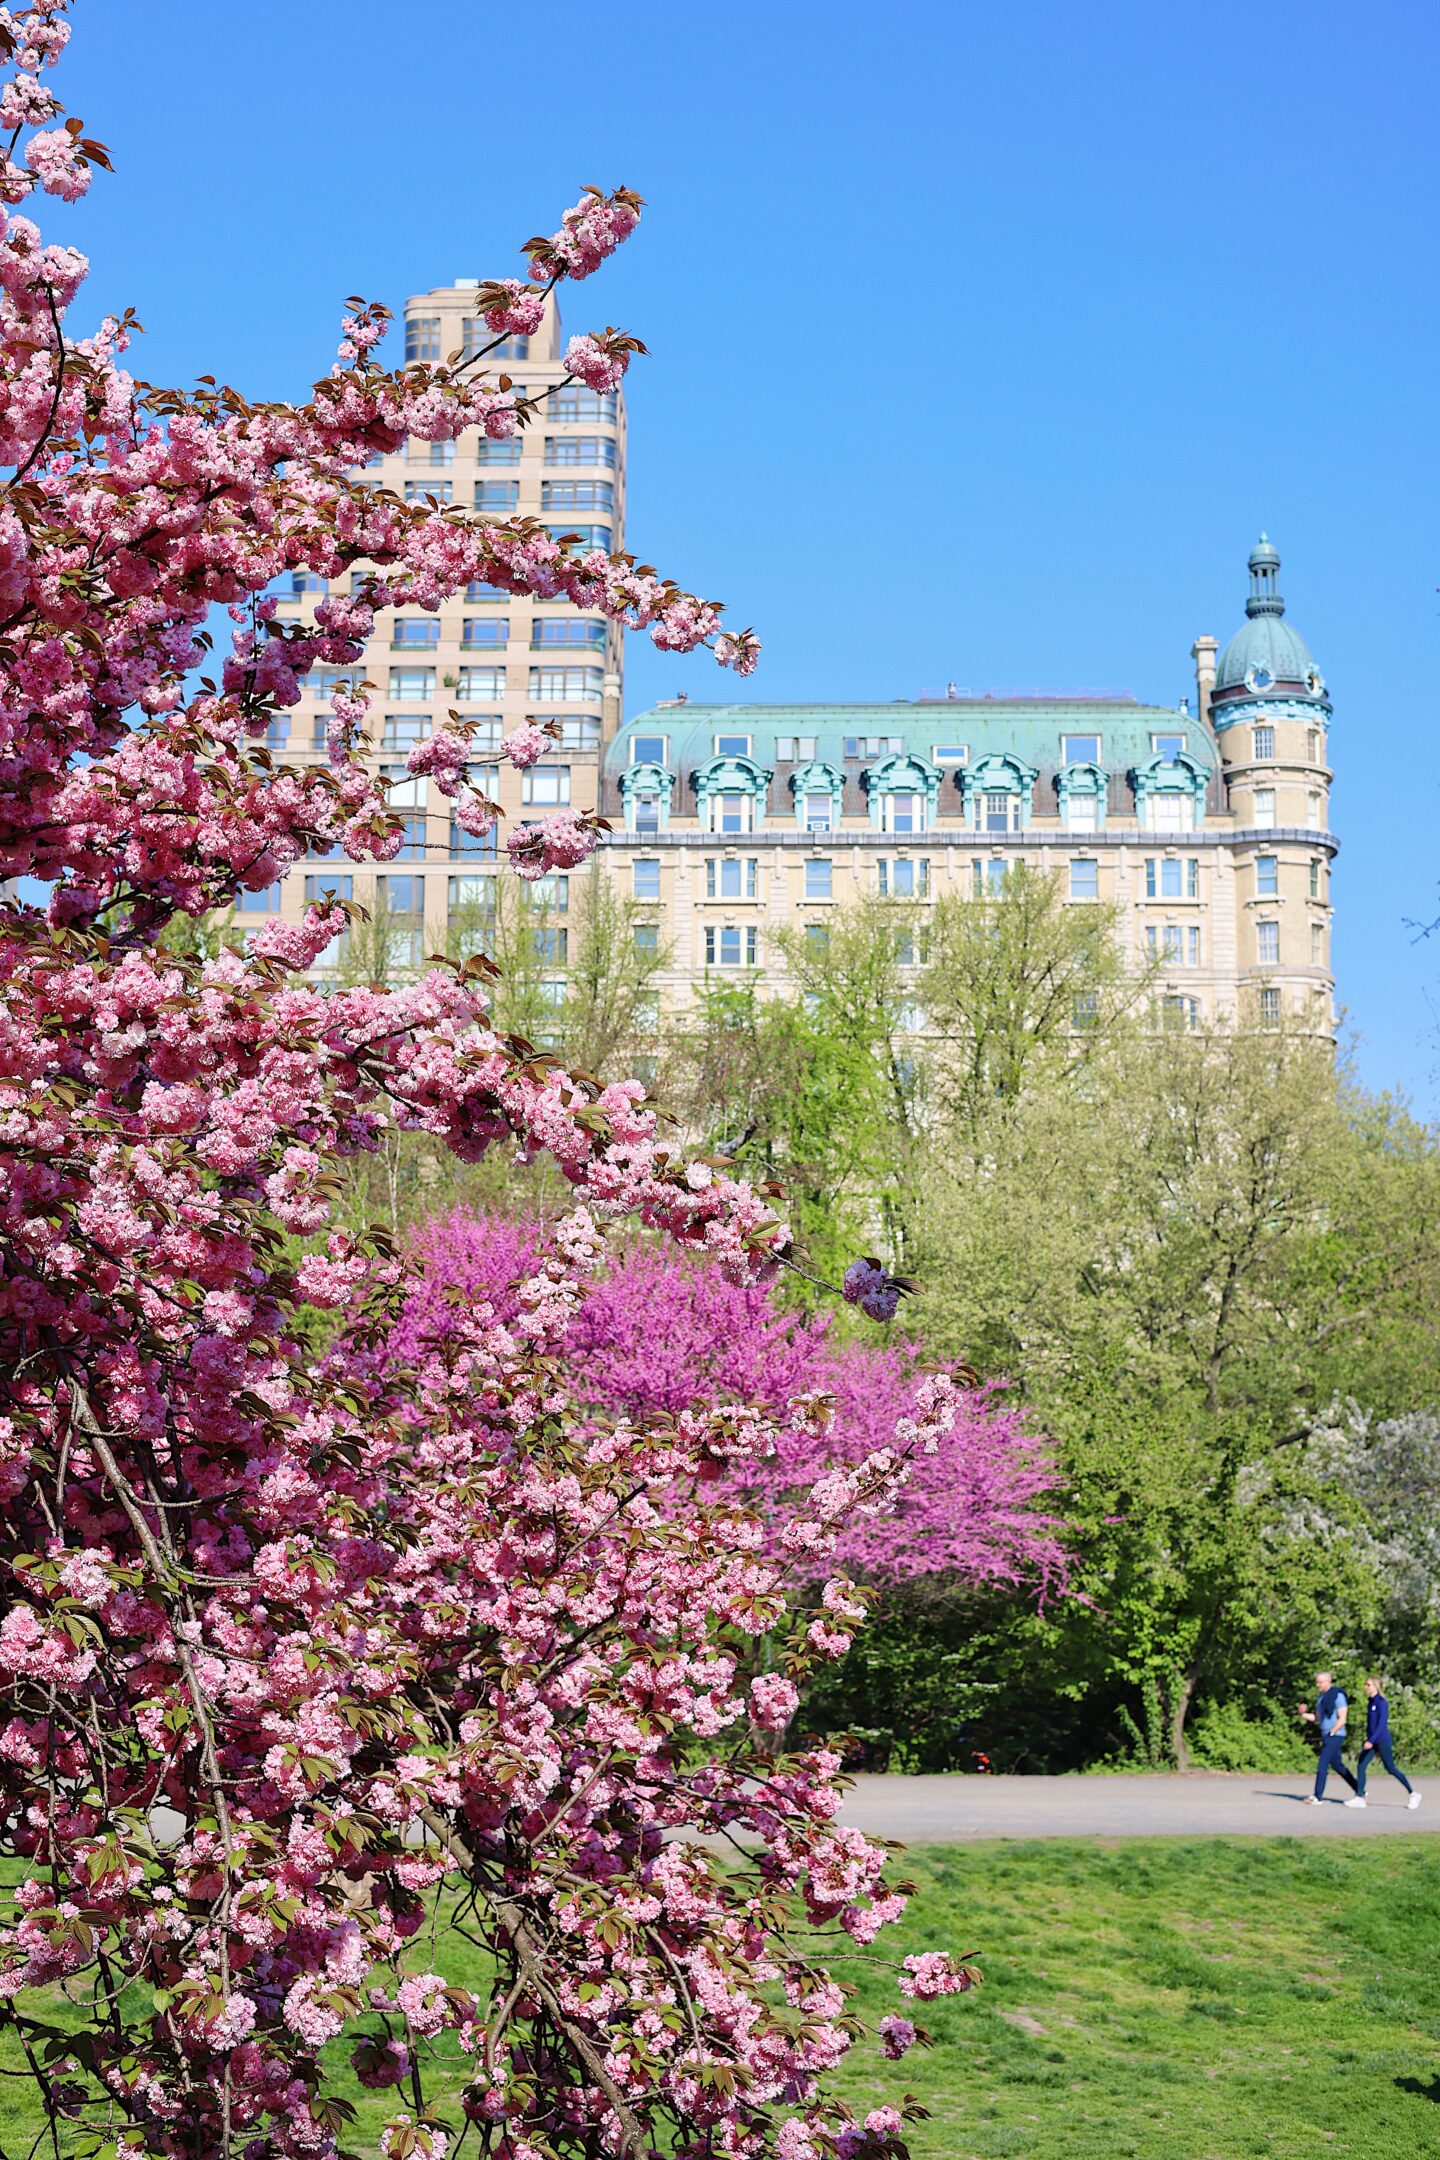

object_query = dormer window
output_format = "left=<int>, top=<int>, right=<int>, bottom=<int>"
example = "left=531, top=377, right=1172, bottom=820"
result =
left=631, top=735, right=668, bottom=766
left=931, top=744, right=968, bottom=765
left=713, top=733, right=751, bottom=757
left=711, top=791, right=752, bottom=834
left=1152, top=732, right=1186, bottom=761
left=1063, top=733, right=1102, bottom=763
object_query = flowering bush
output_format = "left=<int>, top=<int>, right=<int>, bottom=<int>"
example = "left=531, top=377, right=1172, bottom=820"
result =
left=0, top=7, right=974, bottom=2156
left=402, top=1215, right=1067, bottom=1591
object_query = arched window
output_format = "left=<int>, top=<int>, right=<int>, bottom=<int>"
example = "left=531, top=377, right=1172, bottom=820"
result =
left=1130, top=749, right=1210, bottom=834
left=864, top=753, right=942, bottom=835
left=692, top=755, right=774, bottom=834
left=960, top=753, right=1038, bottom=835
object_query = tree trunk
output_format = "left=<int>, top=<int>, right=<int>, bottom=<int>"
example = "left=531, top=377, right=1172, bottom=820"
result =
left=1170, top=1665, right=1198, bottom=1773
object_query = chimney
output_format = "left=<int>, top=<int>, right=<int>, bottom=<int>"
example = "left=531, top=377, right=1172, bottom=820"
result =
left=1191, top=635, right=1218, bottom=729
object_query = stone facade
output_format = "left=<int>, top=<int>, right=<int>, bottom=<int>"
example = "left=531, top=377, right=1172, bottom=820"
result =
left=596, top=537, right=1336, bottom=1033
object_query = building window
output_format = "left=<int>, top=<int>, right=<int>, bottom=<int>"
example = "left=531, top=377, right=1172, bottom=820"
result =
left=304, top=874, right=353, bottom=905
left=1257, top=920, right=1280, bottom=964
left=1253, top=724, right=1275, bottom=759
left=404, top=479, right=452, bottom=505
left=1259, top=986, right=1281, bottom=1026
left=1252, top=788, right=1276, bottom=828
left=1063, top=733, right=1102, bottom=763
left=548, top=388, right=618, bottom=423
left=802, top=792, right=833, bottom=833
left=882, top=792, right=927, bottom=834
left=462, top=619, right=509, bottom=648
left=264, top=718, right=291, bottom=749
left=476, top=437, right=523, bottom=466
left=632, top=792, right=660, bottom=834
left=1069, top=858, right=1099, bottom=901
left=776, top=735, right=817, bottom=761
left=289, top=570, right=328, bottom=595
left=544, top=523, right=612, bottom=553
left=1073, top=990, right=1099, bottom=1030
left=410, top=440, right=455, bottom=467
left=713, top=732, right=752, bottom=757
left=1151, top=732, right=1186, bottom=760
left=465, top=580, right=509, bottom=602
left=1148, top=793, right=1194, bottom=833
left=804, top=858, right=833, bottom=901
left=982, top=790, right=1016, bottom=834
left=377, top=874, right=424, bottom=913
left=388, top=668, right=435, bottom=702
left=522, top=764, right=570, bottom=806
left=879, top=857, right=930, bottom=898
left=237, top=883, right=282, bottom=912
left=706, top=925, right=758, bottom=967
left=1065, top=792, right=1098, bottom=833
left=474, top=480, right=520, bottom=512
left=633, top=923, right=658, bottom=955
left=545, top=435, right=616, bottom=467
left=707, top=858, right=757, bottom=899
left=633, top=859, right=661, bottom=901
left=529, top=666, right=603, bottom=703
left=844, top=734, right=905, bottom=758
left=457, top=666, right=505, bottom=702
left=1162, top=994, right=1200, bottom=1030
left=528, top=926, right=567, bottom=964
left=972, top=859, right=1007, bottom=896
left=932, top=743, right=968, bottom=765
left=382, top=713, right=429, bottom=750
left=405, top=316, right=441, bottom=364
left=1311, top=922, right=1324, bottom=966
left=448, top=874, right=496, bottom=918
left=532, top=618, right=605, bottom=649
left=1309, top=859, right=1322, bottom=899
left=631, top=735, right=669, bottom=766
left=1255, top=855, right=1278, bottom=897
left=553, top=716, right=600, bottom=750
left=392, top=617, right=440, bottom=648
left=710, top=791, right=752, bottom=834
left=541, top=479, right=614, bottom=513
left=450, top=811, right=499, bottom=860
left=470, top=328, right=528, bottom=362
left=1307, top=727, right=1321, bottom=763
left=1307, top=791, right=1322, bottom=829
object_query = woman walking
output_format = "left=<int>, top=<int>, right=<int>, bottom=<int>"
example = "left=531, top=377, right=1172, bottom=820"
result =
left=1346, top=1677, right=1422, bottom=1809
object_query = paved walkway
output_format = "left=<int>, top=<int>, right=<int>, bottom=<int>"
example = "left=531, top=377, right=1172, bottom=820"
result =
left=837, top=1771, right=1434, bottom=1840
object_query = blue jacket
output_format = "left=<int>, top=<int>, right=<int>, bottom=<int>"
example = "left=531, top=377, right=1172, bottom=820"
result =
left=1366, top=1693, right=1391, bottom=1746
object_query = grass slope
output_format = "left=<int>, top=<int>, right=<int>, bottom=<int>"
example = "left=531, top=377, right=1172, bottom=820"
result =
left=2, top=1839, right=1437, bottom=2156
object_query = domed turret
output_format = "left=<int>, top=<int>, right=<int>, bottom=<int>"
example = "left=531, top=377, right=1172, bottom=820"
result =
left=1212, top=535, right=1325, bottom=701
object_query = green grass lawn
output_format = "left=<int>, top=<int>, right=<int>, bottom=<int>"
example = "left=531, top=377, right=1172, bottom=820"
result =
left=3, top=1839, right=1438, bottom=2157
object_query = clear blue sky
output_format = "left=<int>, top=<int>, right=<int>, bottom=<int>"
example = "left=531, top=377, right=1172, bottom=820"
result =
left=46, top=0, right=1440, bottom=1107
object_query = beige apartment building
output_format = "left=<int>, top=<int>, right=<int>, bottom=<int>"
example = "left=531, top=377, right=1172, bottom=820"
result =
left=254, top=284, right=1334, bottom=1037
left=257, top=280, right=622, bottom=968
left=592, top=534, right=1335, bottom=1034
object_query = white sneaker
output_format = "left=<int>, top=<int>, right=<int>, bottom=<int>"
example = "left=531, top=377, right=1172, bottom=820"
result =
left=1343, top=1797, right=1367, bottom=1808
left=1407, top=1791, right=1422, bottom=1810
left=1303, top=1794, right=1321, bottom=1804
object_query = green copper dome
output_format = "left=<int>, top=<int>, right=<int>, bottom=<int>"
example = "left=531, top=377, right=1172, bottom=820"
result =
left=1214, top=535, right=1323, bottom=697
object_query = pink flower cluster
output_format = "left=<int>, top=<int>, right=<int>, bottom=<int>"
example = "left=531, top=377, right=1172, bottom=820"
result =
left=527, top=185, right=642, bottom=282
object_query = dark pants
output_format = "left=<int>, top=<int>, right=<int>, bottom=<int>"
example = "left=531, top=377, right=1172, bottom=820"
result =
left=1356, top=1737, right=1412, bottom=1797
left=1314, top=1731, right=1357, bottom=1798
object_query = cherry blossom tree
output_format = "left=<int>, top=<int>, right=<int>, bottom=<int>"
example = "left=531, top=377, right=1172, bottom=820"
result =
left=401, top=1215, right=1067, bottom=1592
left=0, top=7, right=970, bottom=2157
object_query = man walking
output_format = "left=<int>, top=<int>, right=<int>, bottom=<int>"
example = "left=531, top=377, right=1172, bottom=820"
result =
left=1346, top=1677, right=1421, bottom=1810
left=1298, top=1671, right=1358, bottom=1803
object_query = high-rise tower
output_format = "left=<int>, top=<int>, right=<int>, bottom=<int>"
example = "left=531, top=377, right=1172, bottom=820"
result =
left=261, top=281, right=625, bottom=975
